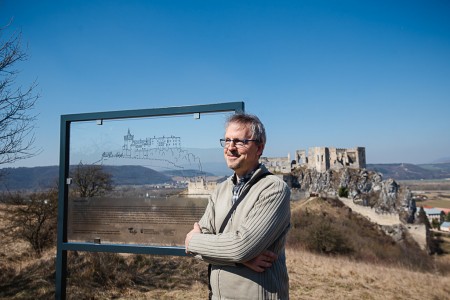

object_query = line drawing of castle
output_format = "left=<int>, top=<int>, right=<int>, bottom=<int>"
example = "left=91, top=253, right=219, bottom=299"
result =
left=121, top=129, right=182, bottom=157
left=101, top=129, right=202, bottom=172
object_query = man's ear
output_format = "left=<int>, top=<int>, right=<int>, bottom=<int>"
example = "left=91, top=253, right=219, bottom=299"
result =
left=257, top=144, right=265, bottom=157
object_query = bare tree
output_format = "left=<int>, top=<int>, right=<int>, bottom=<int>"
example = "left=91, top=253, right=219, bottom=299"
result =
left=71, top=162, right=114, bottom=197
left=0, top=22, right=39, bottom=165
left=0, top=187, right=58, bottom=255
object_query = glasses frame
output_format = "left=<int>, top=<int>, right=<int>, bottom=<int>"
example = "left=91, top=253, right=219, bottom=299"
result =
left=220, top=138, right=258, bottom=148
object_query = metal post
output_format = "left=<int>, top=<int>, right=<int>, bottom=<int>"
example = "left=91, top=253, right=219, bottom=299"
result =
left=55, top=116, right=70, bottom=299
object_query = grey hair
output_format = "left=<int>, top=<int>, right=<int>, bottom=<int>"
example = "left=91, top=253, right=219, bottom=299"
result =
left=225, top=113, right=266, bottom=146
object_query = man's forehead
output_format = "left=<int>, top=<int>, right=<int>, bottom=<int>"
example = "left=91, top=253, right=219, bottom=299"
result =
left=226, top=123, right=249, bottom=131
left=225, top=123, right=250, bottom=134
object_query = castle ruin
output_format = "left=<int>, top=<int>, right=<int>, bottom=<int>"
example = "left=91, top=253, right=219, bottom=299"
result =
left=187, top=177, right=219, bottom=197
left=261, top=146, right=366, bottom=174
left=259, top=154, right=293, bottom=174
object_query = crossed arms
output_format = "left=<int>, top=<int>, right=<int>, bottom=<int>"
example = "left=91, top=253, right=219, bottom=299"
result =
left=185, top=179, right=291, bottom=272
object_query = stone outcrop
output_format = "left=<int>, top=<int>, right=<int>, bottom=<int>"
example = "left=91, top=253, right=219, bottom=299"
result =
left=291, top=166, right=423, bottom=224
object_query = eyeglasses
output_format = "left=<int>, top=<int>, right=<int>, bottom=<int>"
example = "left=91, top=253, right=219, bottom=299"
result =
left=220, top=138, right=258, bottom=148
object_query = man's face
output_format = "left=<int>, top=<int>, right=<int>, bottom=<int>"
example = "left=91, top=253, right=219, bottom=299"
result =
left=223, top=122, right=264, bottom=177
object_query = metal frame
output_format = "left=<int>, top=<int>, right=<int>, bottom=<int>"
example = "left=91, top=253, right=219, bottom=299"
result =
left=55, top=102, right=244, bottom=299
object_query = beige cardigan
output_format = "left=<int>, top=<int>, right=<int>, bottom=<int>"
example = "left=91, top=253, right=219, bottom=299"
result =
left=188, top=165, right=291, bottom=299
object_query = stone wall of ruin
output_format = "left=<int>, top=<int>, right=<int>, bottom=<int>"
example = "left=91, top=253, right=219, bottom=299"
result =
left=260, top=156, right=292, bottom=174
left=187, top=177, right=218, bottom=197
left=261, top=146, right=366, bottom=174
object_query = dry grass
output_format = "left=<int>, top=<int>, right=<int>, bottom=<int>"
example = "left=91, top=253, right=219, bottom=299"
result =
left=2, top=245, right=450, bottom=300
left=64, top=251, right=208, bottom=299
left=287, top=248, right=450, bottom=300
left=114, top=281, right=207, bottom=300
left=2, top=201, right=450, bottom=299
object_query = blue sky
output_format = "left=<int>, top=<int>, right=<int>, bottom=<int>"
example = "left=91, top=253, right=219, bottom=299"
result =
left=1, top=0, right=449, bottom=168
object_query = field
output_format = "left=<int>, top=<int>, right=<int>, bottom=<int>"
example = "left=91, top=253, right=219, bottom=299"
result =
left=399, top=179, right=450, bottom=208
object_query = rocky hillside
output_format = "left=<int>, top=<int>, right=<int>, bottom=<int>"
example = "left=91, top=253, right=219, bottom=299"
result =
left=289, top=166, right=413, bottom=218
left=287, top=166, right=437, bottom=253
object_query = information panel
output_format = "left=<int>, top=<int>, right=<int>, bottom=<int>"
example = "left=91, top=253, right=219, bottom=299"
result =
left=66, top=112, right=233, bottom=246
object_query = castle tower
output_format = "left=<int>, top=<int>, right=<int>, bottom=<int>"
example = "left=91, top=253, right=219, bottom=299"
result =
left=356, top=147, right=366, bottom=169
left=123, top=129, right=134, bottom=157
left=308, top=147, right=330, bottom=172
left=295, top=150, right=308, bottom=165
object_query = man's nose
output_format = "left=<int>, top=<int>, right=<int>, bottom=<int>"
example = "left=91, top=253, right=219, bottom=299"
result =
left=227, top=140, right=238, bottom=149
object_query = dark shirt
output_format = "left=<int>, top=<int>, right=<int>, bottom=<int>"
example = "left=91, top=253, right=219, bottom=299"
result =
left=231, top=165, right=259, bottom=204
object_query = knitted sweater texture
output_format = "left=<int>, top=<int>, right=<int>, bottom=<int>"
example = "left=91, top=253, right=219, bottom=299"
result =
left=188, top=165, right=291, bottom=299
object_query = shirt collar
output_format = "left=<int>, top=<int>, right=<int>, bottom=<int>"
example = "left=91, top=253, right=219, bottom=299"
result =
left=232, top=164, right=261, bottom=185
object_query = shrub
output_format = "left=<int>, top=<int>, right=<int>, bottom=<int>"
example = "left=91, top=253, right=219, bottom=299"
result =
left=431, top=218, right=440, bottom=230
left=306, top=220, right=353, bottom=254
left=287, top=203, right=353, bottom=255
left=338, top=186, right=349, bottom=198
left=1, top=188, right=58, bottom=255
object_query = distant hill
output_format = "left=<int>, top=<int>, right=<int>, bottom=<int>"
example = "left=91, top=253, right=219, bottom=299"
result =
left=367, top=162, right=450, bottom=180
left=161, top=169, right=215, bottom=177
left=432, top=157, right=450, bottom=164
left=3, top=162, right=450, bottom=191
left=0, top=165, right=174, bottom=191
left=0, top=166, right=60, bottom=191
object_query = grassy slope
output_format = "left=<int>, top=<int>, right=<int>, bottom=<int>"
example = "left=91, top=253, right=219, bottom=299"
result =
left=1, top=247, right=449, bottom=300
left=287, top=248, right=450, bottom=300
left=2, top=200, right=450, bottom=299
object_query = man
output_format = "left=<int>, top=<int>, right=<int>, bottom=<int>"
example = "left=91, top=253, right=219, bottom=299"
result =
left=185, top=114, right=291, bottom=299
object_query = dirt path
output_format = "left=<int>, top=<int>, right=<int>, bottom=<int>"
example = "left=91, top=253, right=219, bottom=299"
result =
left=337, top=197, right=427, bottom=250
left=338, top=197, right=400, bottom=226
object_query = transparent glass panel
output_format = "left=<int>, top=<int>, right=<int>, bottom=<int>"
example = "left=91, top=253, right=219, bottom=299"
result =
left=67, top=112, right=233, bottom=246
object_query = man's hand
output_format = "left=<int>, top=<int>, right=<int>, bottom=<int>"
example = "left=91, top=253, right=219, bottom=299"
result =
left=243, top=250, right=278, bottom=272
left=185, top=222, right=201, bottom=253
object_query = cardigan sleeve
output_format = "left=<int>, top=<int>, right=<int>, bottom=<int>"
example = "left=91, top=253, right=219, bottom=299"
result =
left=197, top=196, right=216, bottom=234
left=191, top=184, right=238, bottom=266
left=187, top=177, right=290, bottom=264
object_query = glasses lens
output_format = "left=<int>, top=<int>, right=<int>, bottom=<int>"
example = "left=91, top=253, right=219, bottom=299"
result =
left=221, top=139, right=250, bottom=148
left=234, top=140, right=244, bottom=147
